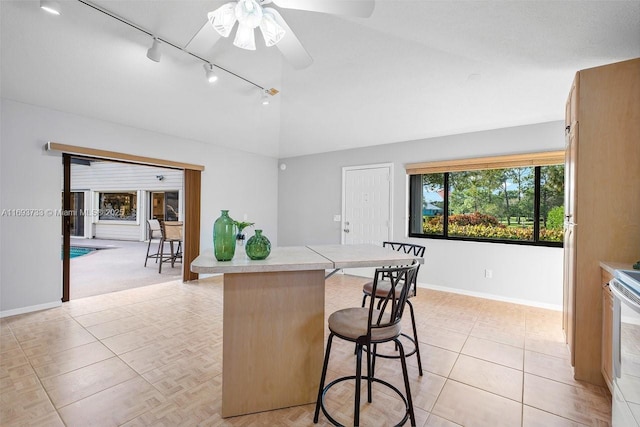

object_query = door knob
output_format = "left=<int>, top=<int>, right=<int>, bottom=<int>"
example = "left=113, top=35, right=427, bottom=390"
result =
left=343, top=229, right=350, bottom=233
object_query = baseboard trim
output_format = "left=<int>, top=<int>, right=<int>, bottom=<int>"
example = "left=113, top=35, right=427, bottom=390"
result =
left=341, top=270, right=562, bottom=311
left=417, top=282, right=562, bottom=311
left=1, top=300, right=62, bottom=318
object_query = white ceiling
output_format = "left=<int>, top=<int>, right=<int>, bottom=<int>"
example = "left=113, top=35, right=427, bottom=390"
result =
left=2, top=1, right=639, bottom=158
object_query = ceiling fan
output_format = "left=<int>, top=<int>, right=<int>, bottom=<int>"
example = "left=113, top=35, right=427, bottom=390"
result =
left=186, top=0, right=375, bottom=69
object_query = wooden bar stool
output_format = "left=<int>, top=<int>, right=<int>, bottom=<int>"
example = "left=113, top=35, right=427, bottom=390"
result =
left=159, top=221, right=183, bottom=273
left=144, top=219, right=163, bottom=267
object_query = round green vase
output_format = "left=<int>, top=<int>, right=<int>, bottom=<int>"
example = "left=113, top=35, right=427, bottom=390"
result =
left=245, top=229, right=271, bottom=260
left=213, top=210, right=237, bottom=261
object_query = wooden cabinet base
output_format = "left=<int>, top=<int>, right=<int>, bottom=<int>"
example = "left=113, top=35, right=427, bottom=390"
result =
left=222, top=270, right=325, bottom=418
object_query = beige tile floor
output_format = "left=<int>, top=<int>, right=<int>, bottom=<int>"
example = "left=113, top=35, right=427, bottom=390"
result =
left=0, top=274, right=611, bottom=426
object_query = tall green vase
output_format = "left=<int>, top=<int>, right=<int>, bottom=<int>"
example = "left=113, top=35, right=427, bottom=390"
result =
left=213, top=210, right=236, bottom=261
left=245, top=229, right=271, bottom=260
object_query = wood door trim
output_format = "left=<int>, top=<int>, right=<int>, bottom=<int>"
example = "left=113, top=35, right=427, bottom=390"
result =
left=47, top=142, right=205, bottom=171
left=183, top=170, right=201, bottom=281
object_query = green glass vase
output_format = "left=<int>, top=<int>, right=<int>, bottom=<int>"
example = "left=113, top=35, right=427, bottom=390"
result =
left=213, top=210, right=237, bottom=261
left=245, top=229, right=271, bottom=260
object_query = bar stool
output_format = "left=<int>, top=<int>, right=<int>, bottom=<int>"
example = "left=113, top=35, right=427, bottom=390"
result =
left=144, top=219, right=163, bottom=267
left=314, top=262, right=419, bottom=427
left=159, top=221, right=183, bottom=273
left=361, top=242, right=425, bottom=375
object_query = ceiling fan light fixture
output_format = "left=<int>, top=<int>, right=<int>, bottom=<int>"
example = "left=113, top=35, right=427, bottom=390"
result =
left=234, top=23, right=256, bottom=50
left=40, top=0, right=61, bottom=15
left=203, top=63, right=218, bottom=83
left=209, top=3, right=237, bottom=38
left=259, top=10, right=285, bottom=47
left=235, top=0, right=263, bottom=28
left=146, top=38, right=162, bottom=62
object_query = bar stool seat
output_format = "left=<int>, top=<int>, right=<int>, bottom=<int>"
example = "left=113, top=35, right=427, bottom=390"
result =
left=329, top=308, right=399, bottom=341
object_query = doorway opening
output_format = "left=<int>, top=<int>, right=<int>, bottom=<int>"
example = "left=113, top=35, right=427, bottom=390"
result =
left=65, top=158, right=184, bottom=299
left=54, top=143, right=203, bottom=302
left=150, top=191, right=179, bottom=223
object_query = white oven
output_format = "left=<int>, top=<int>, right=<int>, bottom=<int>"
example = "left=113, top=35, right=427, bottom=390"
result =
left=610, top=270, right=640, bottom=427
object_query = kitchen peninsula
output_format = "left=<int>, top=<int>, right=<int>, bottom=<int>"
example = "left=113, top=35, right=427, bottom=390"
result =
left=191, top=244, right=423, bottom=417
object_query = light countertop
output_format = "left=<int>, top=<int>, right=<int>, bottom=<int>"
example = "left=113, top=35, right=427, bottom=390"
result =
left=191, top=244, right=424, bottom=275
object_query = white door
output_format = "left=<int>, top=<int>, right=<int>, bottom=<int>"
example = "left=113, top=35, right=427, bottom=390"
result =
left=342, top=164, right=393, bottom=245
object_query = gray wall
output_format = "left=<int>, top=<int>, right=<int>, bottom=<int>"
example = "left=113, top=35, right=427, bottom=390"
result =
left=0, top=99, right=279, bottom=316
left=0, top=99, right=566, bottom=314
left=278, top=121, right=565, bottom=308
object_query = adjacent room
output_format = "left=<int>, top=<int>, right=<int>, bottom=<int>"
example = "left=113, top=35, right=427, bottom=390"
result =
left=1, top=1, right=639, bottom=426
left=62, top=158, right=186, bottom=299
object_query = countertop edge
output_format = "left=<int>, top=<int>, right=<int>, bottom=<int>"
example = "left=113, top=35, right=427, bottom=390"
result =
left=191, top=262, right=333, bottom=274
left=600, top=261, right=636, bottom=276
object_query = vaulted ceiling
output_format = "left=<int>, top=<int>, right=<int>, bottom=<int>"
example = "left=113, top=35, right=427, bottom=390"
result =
left=2, top=1, right=639, bottom=158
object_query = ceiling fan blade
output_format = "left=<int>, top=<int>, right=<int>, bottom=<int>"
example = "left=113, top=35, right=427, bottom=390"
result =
left=271, top=0, right=375, bottom=17
left=266, top=8, right=313, bottom=69
left=185, top=20, right=222, bottom=57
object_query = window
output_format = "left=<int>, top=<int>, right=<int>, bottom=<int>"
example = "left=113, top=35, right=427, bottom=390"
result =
left=407, top=152, right=564, bottom=246
left=99, top=192, right=137, bottom=221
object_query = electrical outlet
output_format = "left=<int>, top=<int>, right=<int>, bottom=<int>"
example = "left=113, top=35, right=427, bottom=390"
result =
left=485, top=269, right=493, bottom=279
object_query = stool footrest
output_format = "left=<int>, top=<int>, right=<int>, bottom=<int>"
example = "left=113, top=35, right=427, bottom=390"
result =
left=317, top=375, right=410, bottom=427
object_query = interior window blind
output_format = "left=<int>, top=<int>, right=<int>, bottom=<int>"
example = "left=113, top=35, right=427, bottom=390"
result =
left=405, top=150, right=564, bottom=175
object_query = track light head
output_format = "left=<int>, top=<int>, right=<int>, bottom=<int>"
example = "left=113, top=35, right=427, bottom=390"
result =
left=261, top=89, right=270, bottom=106
left=146, top=38, right=162, bottom=63
left=40, top=0, right=61, bottom=15
left=203, top=63, right=218, bottom=83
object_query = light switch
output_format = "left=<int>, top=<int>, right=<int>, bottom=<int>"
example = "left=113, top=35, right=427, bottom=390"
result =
left=333, top=215, right=341, bottom=222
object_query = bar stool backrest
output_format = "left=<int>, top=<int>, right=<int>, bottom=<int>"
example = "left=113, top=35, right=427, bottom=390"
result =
left=163, top=221, right=183, bottom=240
left=380, top=241, right=425, bottom=294
left=148, top=219, right=163, bottom=239
left=368, top=261, right=420, bottom=337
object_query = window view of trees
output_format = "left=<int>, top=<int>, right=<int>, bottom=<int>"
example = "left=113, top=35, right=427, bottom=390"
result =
left=410, top=164, right=564, bottom=245
left=539, top=165, right=564, bottom=242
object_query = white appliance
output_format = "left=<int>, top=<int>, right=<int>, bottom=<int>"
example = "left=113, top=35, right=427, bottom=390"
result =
left=610, top=269, right=640, bottom=427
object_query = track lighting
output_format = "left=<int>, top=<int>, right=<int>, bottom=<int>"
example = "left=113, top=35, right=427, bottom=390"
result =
left=40, top=0, right=61, bottom=15
left=66, top=1, right=278, bottom=100
left=146, top=38, right=162, bottom=63
left=203, top=63, right=218, bottom=83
